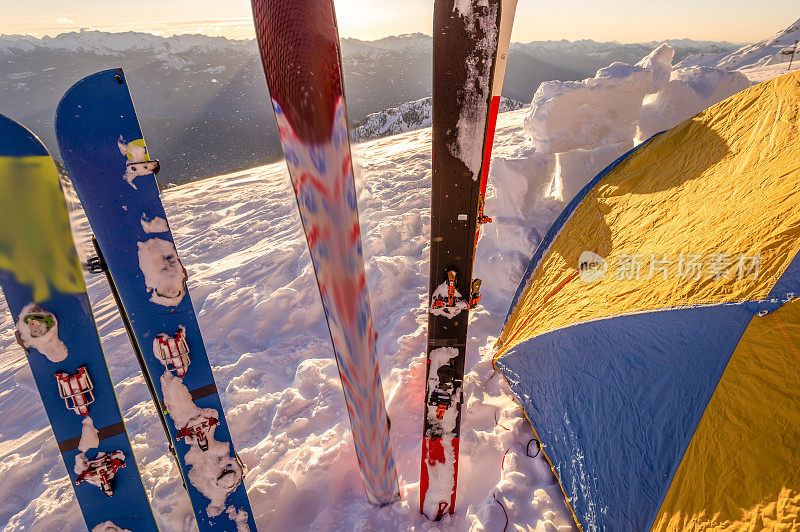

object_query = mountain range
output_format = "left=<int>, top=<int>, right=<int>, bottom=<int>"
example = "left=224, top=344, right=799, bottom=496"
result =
left=0, top=30, right=740, bottom=183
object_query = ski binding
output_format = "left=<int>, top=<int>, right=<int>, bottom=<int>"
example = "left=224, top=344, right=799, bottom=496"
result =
left=477, top=194, right=492, bottom=226
left=428, top=362, right=460, bottom=422
left=55, top=366, right=95, bottom=416
left=430, top=270, right=469, bottom=319
left=177, top=414, right=219, bottom=451
left=469, top=279, right=482, bottom=309
left=118, top=136, right=159, bottom=188
left=154, top=327, right=190, bottom=377
left=126, top=159, right=160, bottom=175
left=75, top=451, right=126, bottom=497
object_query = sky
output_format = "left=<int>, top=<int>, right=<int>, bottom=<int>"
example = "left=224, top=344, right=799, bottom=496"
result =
left=0, top=0, right=797, bottom=44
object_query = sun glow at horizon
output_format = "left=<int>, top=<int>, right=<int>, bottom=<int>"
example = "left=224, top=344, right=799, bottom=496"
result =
left=0, top=1, right=796, bottom=44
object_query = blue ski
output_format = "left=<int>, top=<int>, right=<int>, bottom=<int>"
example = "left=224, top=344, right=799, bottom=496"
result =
left=55, top=69, right=256, bottom=531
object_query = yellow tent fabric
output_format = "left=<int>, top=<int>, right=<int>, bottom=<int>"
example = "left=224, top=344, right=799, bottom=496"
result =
left=496, top=72, right=800, bottom=359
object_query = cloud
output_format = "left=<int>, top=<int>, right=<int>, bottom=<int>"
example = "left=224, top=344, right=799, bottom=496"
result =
left=56, top=18, right=75, bottom=25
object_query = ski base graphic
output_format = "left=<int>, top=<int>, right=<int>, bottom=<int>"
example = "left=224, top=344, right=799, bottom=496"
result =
left=252, top=0, right=400, bottom=506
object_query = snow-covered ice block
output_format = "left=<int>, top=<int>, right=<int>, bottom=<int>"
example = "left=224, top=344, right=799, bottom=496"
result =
left=524, top=62, right=652, bottom=154
left=637, top=67, right=751, bottom=141
left=636, top=43, right=675, bottom=92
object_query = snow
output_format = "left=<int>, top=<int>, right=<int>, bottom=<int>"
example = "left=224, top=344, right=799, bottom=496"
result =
left=137, top=238, right=188, bottom=306
left=140, top=215, right=169, bottom=234
left=78, top=417, right=99, bottom=453
left=226, top=506, right=251, bottom=532
left=91, top=522, right=131, bottom=532
left=637, top=66, right=750, bottom=142
left=16, top=303, right=68, bottom=363
left=522, top=41, right=769, bottom=207
left=524, top=61, right=652, bottom=155
left=678, top=18, right=800, bottom=71
left=7, top=72, right=35, bottom=80
left=449, top=0, right=499, bottom=179
left=1, top=23, right=798, bottom=532
left=635, top=43, right=675, bottom=91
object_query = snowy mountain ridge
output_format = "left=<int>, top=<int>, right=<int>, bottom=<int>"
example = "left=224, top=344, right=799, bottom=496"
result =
left=353, top=96, right=525, bottom=142
left=0, top=29, right=737, bottom=57
left=678, top=17, right=800, bottom=70
left=0, top=29, right=253, bottom=56
left=341, top=32, right=432, bottom=55
left=513, top=37, right=741, bottom=55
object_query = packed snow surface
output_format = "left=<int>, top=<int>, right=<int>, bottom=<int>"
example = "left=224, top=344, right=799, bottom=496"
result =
left=0, top=32, right=798, bottom=531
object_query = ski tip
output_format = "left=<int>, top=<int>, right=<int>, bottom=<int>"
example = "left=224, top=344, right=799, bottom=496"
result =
left=55, top=69, right=127, bottom=132
left=0, top=114, right=49, bottom=158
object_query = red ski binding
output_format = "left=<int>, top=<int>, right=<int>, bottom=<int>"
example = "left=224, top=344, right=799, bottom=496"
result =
left=429, top=386, right=453, bottom=420
left=431, top=270, right=461, bottom=309
left=55, top=366, right=95, bottom=416
left=75, top=451, right=126, bottom=497
left=177, top=415, right=219, bottom=451
left=155, top=327, right=190, bottom=377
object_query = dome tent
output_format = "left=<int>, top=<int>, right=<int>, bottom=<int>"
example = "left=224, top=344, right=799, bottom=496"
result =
left=494, top=72, right=800, bottom=530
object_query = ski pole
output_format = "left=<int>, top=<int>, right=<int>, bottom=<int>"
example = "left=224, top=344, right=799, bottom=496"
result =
left=88, top=237, right=189, bottom=493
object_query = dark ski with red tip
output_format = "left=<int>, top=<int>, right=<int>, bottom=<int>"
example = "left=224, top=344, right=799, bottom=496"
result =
left=421, top=0, right=517, bottom=519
